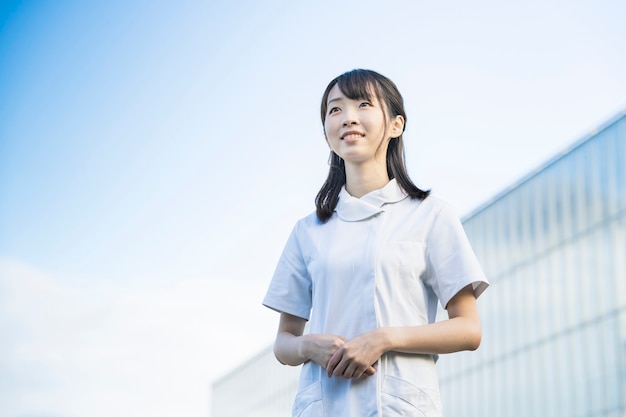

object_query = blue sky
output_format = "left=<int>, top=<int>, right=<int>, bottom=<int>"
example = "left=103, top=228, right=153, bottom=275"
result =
left=1, top=1, right=625, bottom=416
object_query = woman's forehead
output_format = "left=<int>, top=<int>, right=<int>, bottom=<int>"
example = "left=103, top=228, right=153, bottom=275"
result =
left=328, top=82, right=379, bottom=103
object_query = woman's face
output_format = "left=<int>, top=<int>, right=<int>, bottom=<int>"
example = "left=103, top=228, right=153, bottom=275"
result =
left=323, top=84, right=403, bottom=167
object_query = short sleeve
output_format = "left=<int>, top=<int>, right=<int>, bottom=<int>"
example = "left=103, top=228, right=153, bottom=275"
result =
left=262, top=221, right=313, bottom=320
left=425, top=203, right=488, bottom=309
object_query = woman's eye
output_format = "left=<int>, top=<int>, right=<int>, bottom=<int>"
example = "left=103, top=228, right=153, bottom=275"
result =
left=359, top=102, right=372, bottom=108
left=329, top=107, right=340, bottom=114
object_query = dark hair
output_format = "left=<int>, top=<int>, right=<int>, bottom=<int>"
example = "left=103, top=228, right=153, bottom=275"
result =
left=315, top=69, right=430, bottom=222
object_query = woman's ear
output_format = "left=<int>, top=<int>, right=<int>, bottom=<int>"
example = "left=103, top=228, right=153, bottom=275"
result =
left=389, top=115, right=405, bottom=138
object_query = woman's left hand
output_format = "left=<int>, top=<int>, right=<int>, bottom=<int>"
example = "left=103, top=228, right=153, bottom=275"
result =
left=325, top=329, right=385, bottom=379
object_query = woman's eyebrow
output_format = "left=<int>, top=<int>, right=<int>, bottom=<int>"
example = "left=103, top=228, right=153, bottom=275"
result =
left=327, top=97, right=343, bottom=105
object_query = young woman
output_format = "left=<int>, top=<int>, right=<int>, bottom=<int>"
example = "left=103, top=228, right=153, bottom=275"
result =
left=263, top=69, right=488, bottom=417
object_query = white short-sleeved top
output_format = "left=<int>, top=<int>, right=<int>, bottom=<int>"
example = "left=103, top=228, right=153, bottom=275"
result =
left=263, top=179, right=488, bottom=417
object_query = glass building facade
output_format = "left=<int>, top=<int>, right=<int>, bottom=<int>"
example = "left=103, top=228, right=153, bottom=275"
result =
left=440, top=111, right=626, bottom=417
left=212, top=111, right=626, bottom=417
left=212, top=346, right=299, bottom=417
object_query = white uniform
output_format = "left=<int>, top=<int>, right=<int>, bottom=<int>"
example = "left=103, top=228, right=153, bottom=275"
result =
left=263, top=179, right=488, bottom=417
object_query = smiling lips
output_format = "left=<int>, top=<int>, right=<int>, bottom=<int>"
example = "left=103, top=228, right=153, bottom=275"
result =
left=341, top=131, right=365, bottom=140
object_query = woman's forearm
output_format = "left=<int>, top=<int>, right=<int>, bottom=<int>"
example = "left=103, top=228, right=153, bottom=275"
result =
left=378, top=315, right=482, bottom=355
left=274, top=331, right=308, bottom=366
left=377, top=285, right=483, bottom=355
left=274, top=330, right=348, bottom=369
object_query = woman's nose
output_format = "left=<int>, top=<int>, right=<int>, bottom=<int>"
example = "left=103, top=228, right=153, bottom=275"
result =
left=342, top=110, right=358, bottom=126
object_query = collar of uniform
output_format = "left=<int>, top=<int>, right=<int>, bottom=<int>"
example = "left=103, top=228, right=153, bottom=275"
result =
left=335, top=179, right=408, bottom=221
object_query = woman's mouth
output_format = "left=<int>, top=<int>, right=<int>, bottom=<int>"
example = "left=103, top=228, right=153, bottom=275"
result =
left=341, top=133, right=364, bottom=141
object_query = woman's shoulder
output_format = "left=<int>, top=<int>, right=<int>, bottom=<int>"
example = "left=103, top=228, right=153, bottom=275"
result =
left=405, top=193, right=454, bottom=215
left=397, top=194, right=465, bottom=230
left=291, top=211, right=327, bottom=233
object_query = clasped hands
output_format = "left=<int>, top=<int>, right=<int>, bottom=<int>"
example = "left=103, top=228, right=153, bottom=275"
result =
left=304, top=329, right=385, bottom=379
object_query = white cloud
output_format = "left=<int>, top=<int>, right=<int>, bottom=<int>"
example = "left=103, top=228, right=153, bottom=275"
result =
left=0, top=258, right=277, bottom=417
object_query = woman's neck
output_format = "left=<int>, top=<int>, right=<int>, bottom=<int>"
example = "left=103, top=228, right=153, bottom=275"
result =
left=344, top=161, right=390, bottom=198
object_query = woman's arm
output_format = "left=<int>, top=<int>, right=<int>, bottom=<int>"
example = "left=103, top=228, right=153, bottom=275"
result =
left=273, top=312, right=310, bottom=366
left=378, top=284, right=482, bottom=354
left=326, top=284, right=482, bottom=378
left=273, top=312, right=376, bottom=375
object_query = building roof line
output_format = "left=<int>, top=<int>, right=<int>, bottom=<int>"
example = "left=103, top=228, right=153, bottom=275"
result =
left=462, top=107, right=626, bottom=223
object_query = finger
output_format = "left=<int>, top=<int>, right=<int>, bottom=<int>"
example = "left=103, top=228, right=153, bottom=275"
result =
left=342, top=362, right=360, bottom=379
left=333, top=358, right=350, bottom=378
left=326, top=348, right=342, bottom=377
left=350, top=362, right=376, bottom=379
left=353, top=363, right=371, bottom=379
left=330, top=351, right=351, bottom=377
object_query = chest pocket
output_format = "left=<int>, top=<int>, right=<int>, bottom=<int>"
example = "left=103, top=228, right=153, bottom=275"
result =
left=380, top=241, right=426, bottom=279
left=376, top=242, right=429, bottom=325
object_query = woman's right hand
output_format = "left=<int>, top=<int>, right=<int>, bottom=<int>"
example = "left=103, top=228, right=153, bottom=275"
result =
left=300, top=333, right=347, bottom=369
left=274, top=313, right=374, bottom=378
